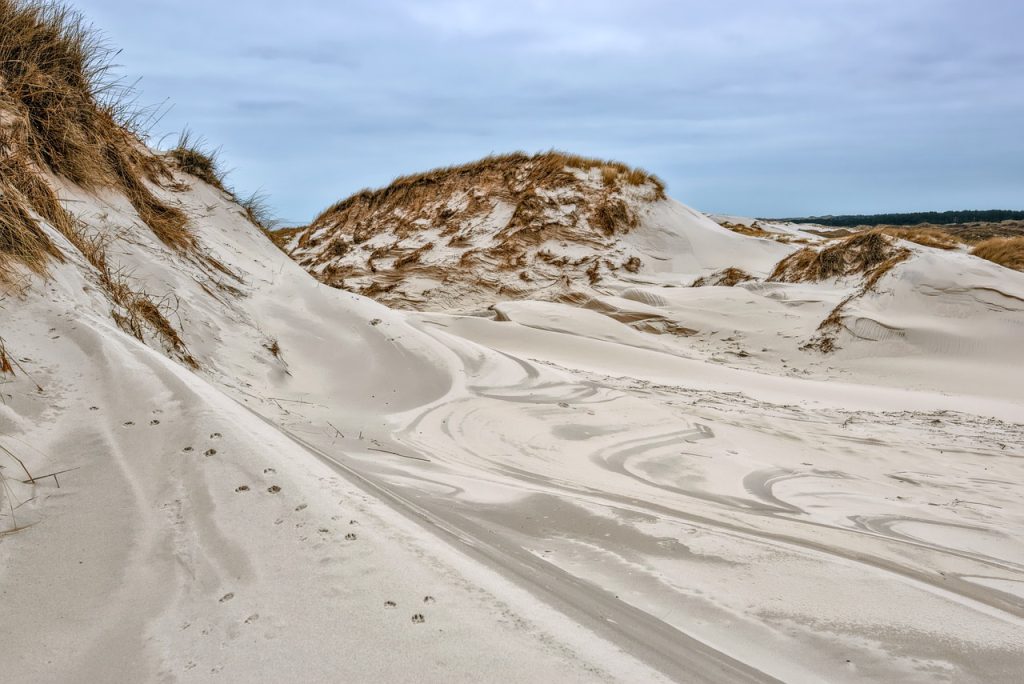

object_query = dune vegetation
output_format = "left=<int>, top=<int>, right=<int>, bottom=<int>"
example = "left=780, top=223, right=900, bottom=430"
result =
left=970, top=236, right=1024, bottom=272
left=0, top=0, right=194, bottom=262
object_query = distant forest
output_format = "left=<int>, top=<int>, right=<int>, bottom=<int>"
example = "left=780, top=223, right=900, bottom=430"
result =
left=769, top=210, right=1024, bottom=227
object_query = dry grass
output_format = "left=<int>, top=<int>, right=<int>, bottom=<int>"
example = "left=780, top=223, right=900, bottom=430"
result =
left=970, top=237, right=1024, bottom=272
left=771, top=232, right=913, bottom=353
left=167, top=132, right=278, bottom=232
left=1, top=147, right=196, bottom=364
left=591, top=198, right=637, bottom=235
left=313, top=151, right=665, bottom=223
left=287, top=150, right=667, bottom=306
left=0, top=336, right=14, bottom=373
left=167, top=130, right=227, bottom=191
left=770, top=231, right=910, bottom=283
left=877, top=226, right=961, bottom=250
left=238, top=190, right=275, bottom=230
left=107, top=147, right=192, bottom=250
left=264, top=225, right=302, bottom=251
left=100, top=270, right=197, bottom=366
left=0, top=152, right=74, bottom=279
left=719, top=221, right=773, bottom=239
left=692, top=267, right=755, bottom=287
left=715, top=220, right=811, bottom=244
left=292, top=150, right=663, bottom=279
left=623, top=256, right=642, bottom=273
left=0, top=181, right=62, bottom=276
left=0, top=0, right=193, bottom=269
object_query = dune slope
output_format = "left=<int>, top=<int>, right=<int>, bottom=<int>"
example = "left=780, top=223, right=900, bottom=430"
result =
left=3, top=6, right=1024, bottom=681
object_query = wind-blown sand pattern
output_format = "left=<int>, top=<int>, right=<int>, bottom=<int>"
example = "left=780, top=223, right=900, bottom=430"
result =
left=2, top=153, right=1023, bottom=681
left=1, top=16, right=1023, bottom=678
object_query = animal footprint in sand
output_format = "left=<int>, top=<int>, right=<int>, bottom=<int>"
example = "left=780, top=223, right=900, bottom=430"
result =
left=235, top=485, right=250, bottom=492
left=89, top=406, right=99, bottom=411
left=204, top=448, right=217, bottom=456
left=295, top=504, right=307, bottom=512
left=123, top=421, right=134, bottom=427
left=219, top=592, right=234, bottom=603
left=345, top=532, right=357, bottom=541
left=263, top=468, right=276, bottom=474
left=244, top=614, right=259, bottom=624
left=411, top=614, right=425, bottom=624
left=423, top=596, right=435, bottom=604
left=149, top=419, right=160, bottom=425
left=210, top=432, right=222, bottom=439
left=267, top=485, right=281, bottom=494
left=183, top=446, right=193, bottom=452
left=384, top=601, right=397, bottom=609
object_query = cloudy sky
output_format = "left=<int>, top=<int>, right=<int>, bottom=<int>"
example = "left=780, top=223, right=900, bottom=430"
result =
left=78, top=0, right=1023, bottom=223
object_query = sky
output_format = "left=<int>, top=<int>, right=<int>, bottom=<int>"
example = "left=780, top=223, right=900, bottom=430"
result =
left=77, top=0, right=1024, bottom=224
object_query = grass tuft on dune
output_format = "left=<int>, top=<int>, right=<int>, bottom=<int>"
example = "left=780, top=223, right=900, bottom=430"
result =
left=970, top=236, right=1024, bottom=272
left=0, top=0, right=191, bottom=268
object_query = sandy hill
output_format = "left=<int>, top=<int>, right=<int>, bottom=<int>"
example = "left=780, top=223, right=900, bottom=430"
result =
left=3, top=3, right=1024, bottom=683
left=280, top=152, right=793, bottom=310
left=283, top=153, right=1024, bottom=394
left=0, top=5, right=672, bottom=681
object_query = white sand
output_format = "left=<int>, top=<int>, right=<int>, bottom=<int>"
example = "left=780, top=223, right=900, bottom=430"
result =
left=2, top=171, right=1023, bottom=682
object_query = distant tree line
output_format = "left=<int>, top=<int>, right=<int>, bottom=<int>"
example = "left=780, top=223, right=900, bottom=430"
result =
left=768, top=210, right=1024, bottom=227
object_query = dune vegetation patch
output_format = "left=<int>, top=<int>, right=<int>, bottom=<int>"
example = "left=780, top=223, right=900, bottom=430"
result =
left=769, top=231, right=910, bottom=284
left=312, top=151, right=665, bottom=226
left=166, top=130, right=276, bottom=233
left=167, top=130, right=228, bottom=192
left=692, top=267, right=755, bottom=287
left=0, top=0, right=197, bottom=264
left=282, top=150, right=668, bottom=308
left=713, top=219, right=810, bottom=244
left=875, top=226, right=962, bottom=250
left=717, top=221, right=772, bottom=238
left=767, top=232, right=913, bottom=353
left=970, top=236, right=1024, bottom=272
left=0, top=0, right=208, bottom=364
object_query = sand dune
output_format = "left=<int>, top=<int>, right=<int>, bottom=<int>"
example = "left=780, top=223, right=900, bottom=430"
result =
left=4, top=154, right=1023, bottom=681
left=2, top=22, right=1022, bottom=680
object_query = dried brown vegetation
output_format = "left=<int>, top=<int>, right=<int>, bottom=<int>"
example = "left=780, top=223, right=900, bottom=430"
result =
left=719, top=221, right=773, bottom=239
left=0, top=0, right=193, bottom=274
left=692, top=267, right=755, bottom=287
left=805, top=220, right=1024, bottom=244
left=0, top=336, right=14, bottom=373
left=167, top=132, right=276, bottom=234
left=770, top=232, right=912, bottom=353
left=264, top=225, right=302, bottom=251
left=310, top=151, right=665, bottom=229
left=238, top=191, right=275, bottom=230
left=769, top=231, right=910, bottom=283
left=876, top=226, right=961, bottom=250
left=0, top=1, right=200, bottom=364
left=970, top=237, right=1024, bottom=272
left=284, top=151, right=668, bottom=307
left=714, top=220, right=809, bottom=245
left=167, top=130, right=227, bottom=192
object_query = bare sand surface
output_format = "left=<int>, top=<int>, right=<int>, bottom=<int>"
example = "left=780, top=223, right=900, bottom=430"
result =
left=3, top=171, right=1023, bottom=682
